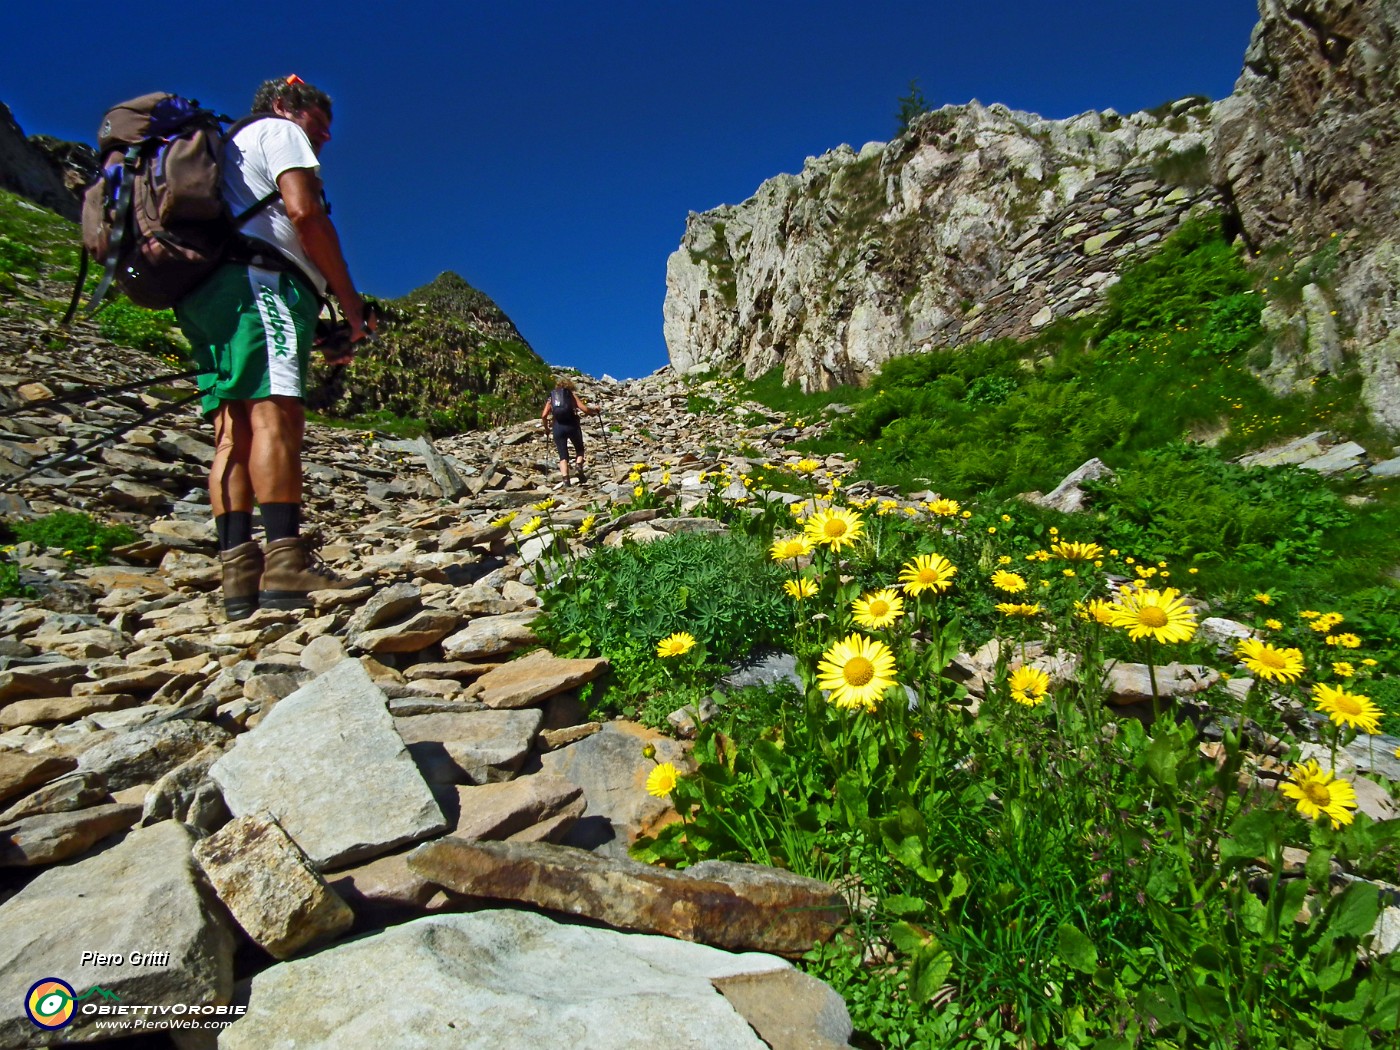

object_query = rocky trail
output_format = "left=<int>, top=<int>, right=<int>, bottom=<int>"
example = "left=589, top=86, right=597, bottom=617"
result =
left=0, top=289, right=872, bottom=1048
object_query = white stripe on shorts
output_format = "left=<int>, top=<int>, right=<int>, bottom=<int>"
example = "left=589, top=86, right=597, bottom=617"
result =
left=247, top=266, right=303, bottom=398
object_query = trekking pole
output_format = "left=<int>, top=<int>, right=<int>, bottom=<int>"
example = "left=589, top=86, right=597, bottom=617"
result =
left=593, top=408, right=615, bottom=469
left=0, top=389, right=203, bottom=492
left=0, top=368, right=202, bottom=418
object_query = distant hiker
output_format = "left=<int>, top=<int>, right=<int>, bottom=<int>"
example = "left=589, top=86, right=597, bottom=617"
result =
left=174, top=75, right=375, bottom=620
left=541, top=378, right=598, bottom=485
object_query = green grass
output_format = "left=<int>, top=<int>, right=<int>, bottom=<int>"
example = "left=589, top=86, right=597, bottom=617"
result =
left=733, top=214, right=1400, bottom=605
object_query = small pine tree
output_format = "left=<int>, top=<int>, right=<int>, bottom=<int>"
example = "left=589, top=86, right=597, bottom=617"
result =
left=895, top=78, right=931, bottom=136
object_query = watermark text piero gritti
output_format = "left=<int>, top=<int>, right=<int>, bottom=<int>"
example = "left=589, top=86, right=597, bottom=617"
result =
left=80, top=951, right=170, bottom=967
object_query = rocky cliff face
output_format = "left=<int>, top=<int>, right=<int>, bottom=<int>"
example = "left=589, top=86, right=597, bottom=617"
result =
left=1213, top=0, right=1400, bottom=431
left=666, top=0, right=1400, bottom=435
left=664, top=100, right=1217, bottom=390
left=0, top=104, right=88, bottom=222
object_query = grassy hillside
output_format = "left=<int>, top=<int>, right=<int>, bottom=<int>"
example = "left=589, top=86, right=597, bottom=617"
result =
left=0, top=188, right=549, bottom=435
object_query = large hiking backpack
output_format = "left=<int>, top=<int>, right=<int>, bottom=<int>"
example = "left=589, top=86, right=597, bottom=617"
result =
left=74, top=93, right=279, bottom=315
left=550, top=386, right=579, bottom=424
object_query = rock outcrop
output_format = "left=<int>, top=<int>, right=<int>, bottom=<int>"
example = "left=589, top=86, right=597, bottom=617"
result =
left=0, top=104, right=84, bottom=222
left=664, top=98, right=1216, bottom=390
left=1213, top=0, right=1400, bottom=430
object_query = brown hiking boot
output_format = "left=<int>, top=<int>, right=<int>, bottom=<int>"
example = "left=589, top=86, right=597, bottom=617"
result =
left=260, top=531, right=351, bottom=611
left=219, top=541, right=264, bottom=621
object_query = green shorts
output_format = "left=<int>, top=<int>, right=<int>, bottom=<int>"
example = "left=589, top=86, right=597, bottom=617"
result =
left=176, top=263, right=319, bottom=416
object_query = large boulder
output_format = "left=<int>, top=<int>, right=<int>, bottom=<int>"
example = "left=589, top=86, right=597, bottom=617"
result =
left=407, top=838, right=848, bottom=956
left=221, top=909, right=851, bottom=1049
left=210, top=659, right=447, bottom=869
left=0, top=820, right=235, bottom=1047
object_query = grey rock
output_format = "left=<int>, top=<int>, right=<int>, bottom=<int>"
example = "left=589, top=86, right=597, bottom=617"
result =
left=193, top=816, right=355, bottom=960
left=140, top=743, right=229, bottom=831
left=0, top=750, right=77, bottom=804
left=539, top=721, right=690, bottom=855
left=210, top=660, right=447, bottom=869
left=0, top=802, right=141, bottom=867
left=440, top=611, right=540, bottom=660
left=222, top=909, right=800, bottom=1050
left=1024, top=458, right=1115, bottom=514
left=394, top=709, right=543, bottom=785
left=75, top=718, right=230, bottom=792
left=0, top=820, right=234, bottom=1047
left=0, top=771, right=107, bottom=823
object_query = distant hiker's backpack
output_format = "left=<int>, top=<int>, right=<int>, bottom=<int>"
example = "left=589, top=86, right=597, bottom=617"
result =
left=73, top=93, right=278, bottom=316
left=550, top=387, right=579, bottom=423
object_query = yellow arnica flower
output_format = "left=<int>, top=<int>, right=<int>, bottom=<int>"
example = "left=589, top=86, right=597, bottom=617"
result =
left=817, top=633, right=898, bottom=712
left=1008, top=665, right=1050, bottom=706
left=1109, top=587, right=1197, bottom=644
left=927, top=498, right=961, bottom=517
left=645, top=762, right=680, bottom=798
left=769, top=534, right=813, bottom=562
left=1300, top=609, right=1320, bottom=620
left=1310, top=612, right=1344, bottom=633
left=1332, top=662, right=1355, bottom=678
left=1076, top=598, right=1116, bottom=626
left=519, top=516, right=544, bottom=537
left=579, top=514, right=597, bottom=535
left=491, top=511, right=518, bottom=527
left=795, top=459, right=821, bottom=473
left=1234, top=638, right=1306, bottom=683
left=656, top=632, right=697, bottom=658
left=852, top=588, right=904, bottom=630
left=804, top=507, right=865, bottom=552
left=1253, top=592, right=1273, bottom=605
left=1331, top=633, right=1362, bottom=649
left=1280, top=759, right=1358, bottom=828
left=633, top=485, right=646, bottom=499
left=1051, top=540, right=1103, bottom=561
left=991, top=570, right=1027, bottom=594
left=996, top=602, right=1042, bottom=618
left=1265, top=618, right=1283, bottom=631
left=1312, top=683, right=1382, bottom=735
left=899, top=553, right=957, bottom=596
left=532, top=497, right=556, bottom=512
left=783, top=577, right=818, bottom=601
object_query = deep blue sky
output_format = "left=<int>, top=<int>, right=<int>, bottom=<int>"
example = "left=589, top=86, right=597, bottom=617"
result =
left=5, top=2, right=1261, bottom=380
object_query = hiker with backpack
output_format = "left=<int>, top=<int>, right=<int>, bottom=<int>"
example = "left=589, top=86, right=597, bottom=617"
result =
left=541, top=378, right=598, bottom=485
left=81, top=76, right=374, bottom=620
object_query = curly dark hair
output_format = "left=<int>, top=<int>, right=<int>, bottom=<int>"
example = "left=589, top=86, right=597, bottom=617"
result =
left=250, top=77, right=333, bottom=118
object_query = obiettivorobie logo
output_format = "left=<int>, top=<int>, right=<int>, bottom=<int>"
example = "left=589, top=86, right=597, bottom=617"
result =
left=24, top=979, right=119, bottom=1030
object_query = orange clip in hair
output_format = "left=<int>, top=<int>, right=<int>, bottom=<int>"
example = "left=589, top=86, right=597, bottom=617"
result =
left=285, top=74, right=305, bottom=85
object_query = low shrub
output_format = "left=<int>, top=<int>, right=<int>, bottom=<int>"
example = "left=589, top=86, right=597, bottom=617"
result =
left=12, top=511, right=137, bottom=565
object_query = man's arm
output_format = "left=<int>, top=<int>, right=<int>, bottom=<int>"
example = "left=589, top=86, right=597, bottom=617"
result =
left=278, top=167, right=370, bottom=344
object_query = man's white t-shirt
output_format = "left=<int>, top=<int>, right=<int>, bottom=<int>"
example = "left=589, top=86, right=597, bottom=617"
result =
left=222, top=118, right=327, bottom=296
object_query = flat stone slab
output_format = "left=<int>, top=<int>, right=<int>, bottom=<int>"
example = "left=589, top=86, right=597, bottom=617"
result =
left=76, top=719, right=230, bottom=791
left=440, top=611, right=540, bottom=660
left=0, top=750, right=77, bottom=804
left=0, top=820, right=234, bottom=1047
left=450, top=775, right=584, bottom=841
left=539, top=721, right=689, bottom=853
left=394, top=709, right=542, bottom=785
left=194, top=816, right=355, bottom=960
left=1102, top=661, right=1219, bottom=705
left=222, top=909, right=807, bottom=1050
left=211, top=660, right=447, bottom=869
left=0, top=801, right=141, bottom=867
left=408, top=839, right=848, bottom=956
left=0, top=692, right=144, bottom=728
left=468, top=648, right=610, bottom=710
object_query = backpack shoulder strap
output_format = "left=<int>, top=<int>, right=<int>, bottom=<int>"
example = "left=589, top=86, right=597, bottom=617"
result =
left=83, top=146, right=141, bottom=314
left=224, top=115, right=282, bottom=226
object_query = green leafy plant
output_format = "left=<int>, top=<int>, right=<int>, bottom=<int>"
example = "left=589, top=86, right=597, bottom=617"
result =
left=96, top=299, right=190, bottom=361
left=12, top=511, right=137, bottom=565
